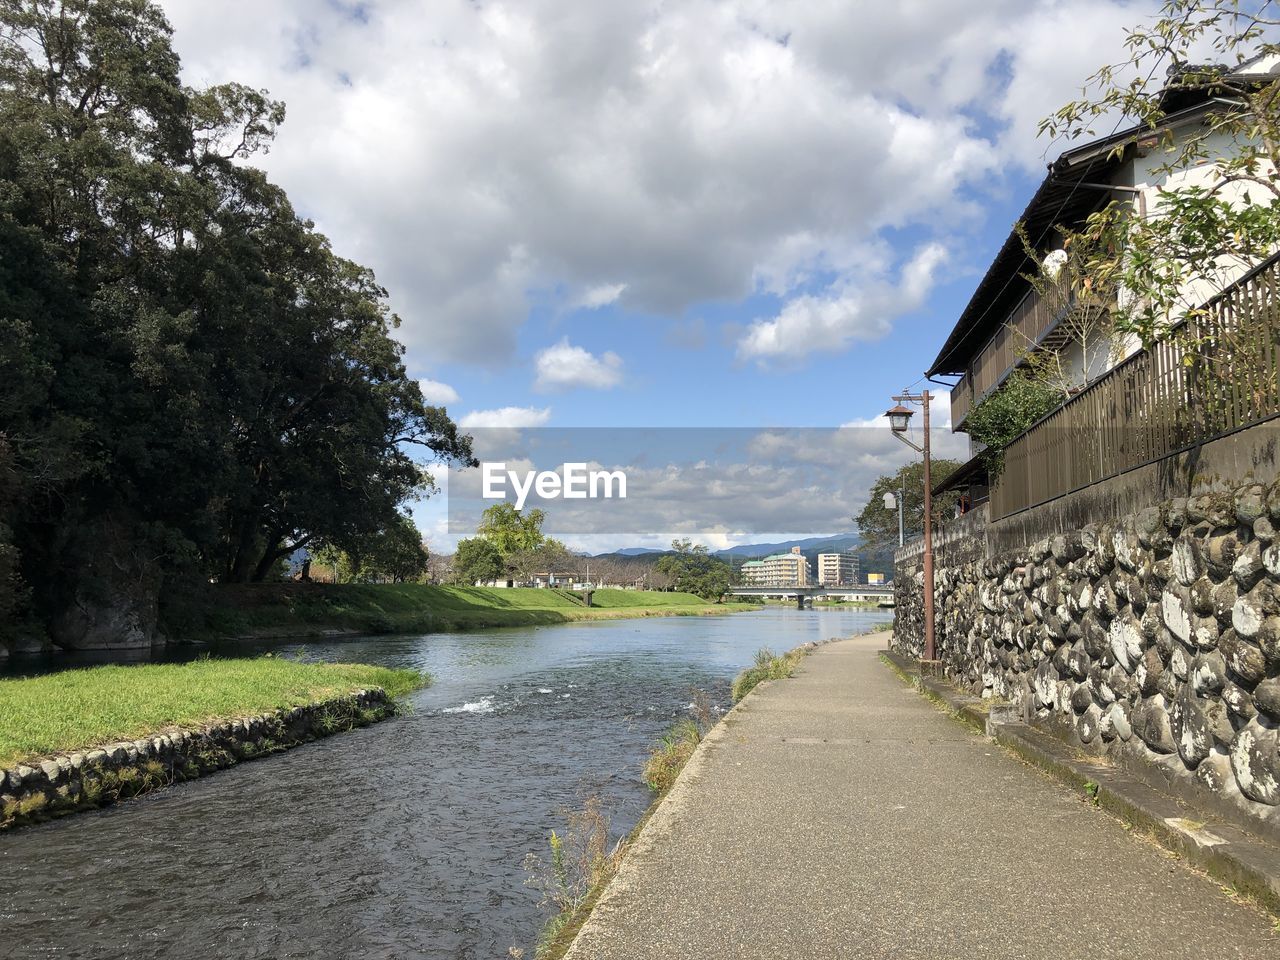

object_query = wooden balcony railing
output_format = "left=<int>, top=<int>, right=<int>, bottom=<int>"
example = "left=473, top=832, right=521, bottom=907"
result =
left=951, top=370, right=973, bottom=428
left=972, top=287, right=1058, bottom=400
left=990, top=252, right=1280, bottom=520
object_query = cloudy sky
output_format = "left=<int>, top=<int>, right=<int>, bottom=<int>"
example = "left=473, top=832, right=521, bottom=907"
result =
left=158, top=0, right=1154, bottom=551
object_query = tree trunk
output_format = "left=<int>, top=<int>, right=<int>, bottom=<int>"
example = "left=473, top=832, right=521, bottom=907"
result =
left=227, top=513, right=262, bottom=583
left=250, top=536, right=285, bottom=582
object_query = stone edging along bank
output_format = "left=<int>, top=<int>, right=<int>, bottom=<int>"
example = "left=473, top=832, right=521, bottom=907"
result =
left=0, top=688, right=395, bottom=831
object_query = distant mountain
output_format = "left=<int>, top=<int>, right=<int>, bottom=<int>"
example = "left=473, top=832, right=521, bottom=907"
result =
left=597, top=534, right=862, bottom=561
left=710, top=533, right=861, bottom=560
left=589, top=531, right=895, bottom=583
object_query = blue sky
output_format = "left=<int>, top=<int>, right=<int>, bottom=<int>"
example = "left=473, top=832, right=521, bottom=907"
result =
left=157, top=0, right=1156, bottom=549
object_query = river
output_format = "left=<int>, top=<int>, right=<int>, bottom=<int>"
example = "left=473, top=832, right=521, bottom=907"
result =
left=0, top=606, right=887, bottom=959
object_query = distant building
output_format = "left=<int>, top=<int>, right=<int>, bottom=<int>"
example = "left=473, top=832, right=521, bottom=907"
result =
left=741, top=546, right=812, bottom=587
left=867, top=572, right=885, bottom=585
left=816, top=551, right=859, bottom=587
left=528, top=571, right=577, bottom=588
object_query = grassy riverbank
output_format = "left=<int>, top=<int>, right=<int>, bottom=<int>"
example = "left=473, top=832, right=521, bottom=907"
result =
left=0, top=658, right=426, bottom=768
left=165, top=583, right=752, bottom=641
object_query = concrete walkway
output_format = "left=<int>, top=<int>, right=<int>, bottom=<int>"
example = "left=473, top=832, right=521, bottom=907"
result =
left=565, top=633, right=1279, bottom=960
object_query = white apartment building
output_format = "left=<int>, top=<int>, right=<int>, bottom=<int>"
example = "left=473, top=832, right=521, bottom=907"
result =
left=816, top=551, right=859, bottom=587
left=740, top=546, right=812, bottom=587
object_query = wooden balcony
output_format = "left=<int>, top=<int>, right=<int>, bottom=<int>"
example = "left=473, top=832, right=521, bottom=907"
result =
left=972, top=288, right=1057, bottom=400
left=950, top=370, right=973, bottom=429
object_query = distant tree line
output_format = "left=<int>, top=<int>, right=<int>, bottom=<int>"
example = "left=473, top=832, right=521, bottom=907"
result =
left=0, top=1, right=473, bottom=647
left=448, top=512, right=730, bottom=596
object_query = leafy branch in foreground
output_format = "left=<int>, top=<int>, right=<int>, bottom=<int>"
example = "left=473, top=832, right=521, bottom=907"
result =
left=964, top=373, right=1063, bottom=479
left=1039, top=1, right=1280, bottom=349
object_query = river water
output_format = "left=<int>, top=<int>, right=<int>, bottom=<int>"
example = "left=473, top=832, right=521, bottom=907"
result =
left=0, top=607, right=886, bottom=959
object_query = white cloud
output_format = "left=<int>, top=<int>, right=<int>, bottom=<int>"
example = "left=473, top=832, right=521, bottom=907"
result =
left=458, top=406, right=552, bottom=429
left=418, top=378, right=460, bottom=406
left=442, top=424, right=969, bottom=543
left=533, top=338, right=624, bottom=391
left=738, top=243, right=949, bottom=363
left=157, top=0, right=1153, bottom=367
left=573, top=283, right=628, bottom=309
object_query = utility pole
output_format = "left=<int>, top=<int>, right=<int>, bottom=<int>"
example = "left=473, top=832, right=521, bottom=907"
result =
left=885, top=391, right=936, bottom=663
left=883, top=487, right=905, bottom=548
left=900, top=472, right=906, bottom=548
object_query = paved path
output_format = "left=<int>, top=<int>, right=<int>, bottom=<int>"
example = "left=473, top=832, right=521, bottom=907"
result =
left=566, top=633, right=1279, bottom=960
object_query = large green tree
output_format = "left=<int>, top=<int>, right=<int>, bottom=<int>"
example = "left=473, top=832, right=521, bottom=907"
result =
left=313, top=515, right=430, bottom=584
left=475, top=502, right=547, bottom=554
left=655, top=539, right=733, bottom=601
left=854, top=460, right=963, bottom=551
left=451, top=537, right=505, bottom=586
left=0, top=0, right=473, bottom=648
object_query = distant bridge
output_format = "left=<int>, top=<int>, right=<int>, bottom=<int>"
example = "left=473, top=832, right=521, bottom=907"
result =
left=728, top=584, right=894, bottom=609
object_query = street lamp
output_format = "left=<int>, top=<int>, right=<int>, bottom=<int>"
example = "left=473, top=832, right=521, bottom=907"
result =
left=886, top=390, right=937, bottom=663
left=884, top=403, right=914, bottom=434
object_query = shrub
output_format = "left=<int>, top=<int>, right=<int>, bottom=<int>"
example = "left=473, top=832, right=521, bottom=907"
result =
left=642, top=718, right=703, bottom=792
left=730, top=646, right=805, bottom=702
left=964, top=371, right=1062, bottom=477
left=524, top=793, right=625, bottom=955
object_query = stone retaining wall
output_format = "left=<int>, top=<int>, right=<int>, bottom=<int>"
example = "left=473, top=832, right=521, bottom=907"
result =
left=894, top=504, right=989, bottom=660
left=894, top=482, right=1280, bottom=839
left=0, top=688, right=394, bottom=830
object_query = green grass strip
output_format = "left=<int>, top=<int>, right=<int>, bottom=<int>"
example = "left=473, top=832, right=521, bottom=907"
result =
left=166, top=584, right=748, bottom=640
left=0, top=657, right=426, bottom=768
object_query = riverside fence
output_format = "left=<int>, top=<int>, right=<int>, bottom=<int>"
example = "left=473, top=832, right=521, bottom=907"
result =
left=991, top=252, right=1280, bottom=520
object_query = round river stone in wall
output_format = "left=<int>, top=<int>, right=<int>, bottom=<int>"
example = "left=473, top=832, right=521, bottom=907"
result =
left=1190, top=651, right=1226, bottom=697
left=1172, top=535, right=1203, bottom=586
left=1237, top=484, right=1267, bottom=526
left=1132, top=697, right=1176, bottom=754
left=1163, top=587, right=1194, bottom=646
left=1230, top=718, right=1280, bottom=805
left=1100, top=702, right=1132, bottom=742
left=1207, top=530, right=1244, bottom=581
left=1077, top=703, right=1103, bottom=744
left=1171, top=687, right=1212, bottom=768
left=1220, top=629, right=1266, bottom=688
left=1234, top=540, right=1266, bottom=591
left=1134, top=646, right=1164, bottom=696
left=1222, top=681, right=1257, bottom=721
left=1254, top=677, right=1280, bottom=721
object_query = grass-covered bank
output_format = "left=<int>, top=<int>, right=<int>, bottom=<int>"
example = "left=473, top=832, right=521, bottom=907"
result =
left=0, top=658, right=426, bottom=769
left=164, top=583, right=753, bottom=641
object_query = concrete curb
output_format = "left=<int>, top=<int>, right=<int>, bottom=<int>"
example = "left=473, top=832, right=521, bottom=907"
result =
left=881, top=648, right=1280, bottom=917
left=561, top=637, right=840, bottom=959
